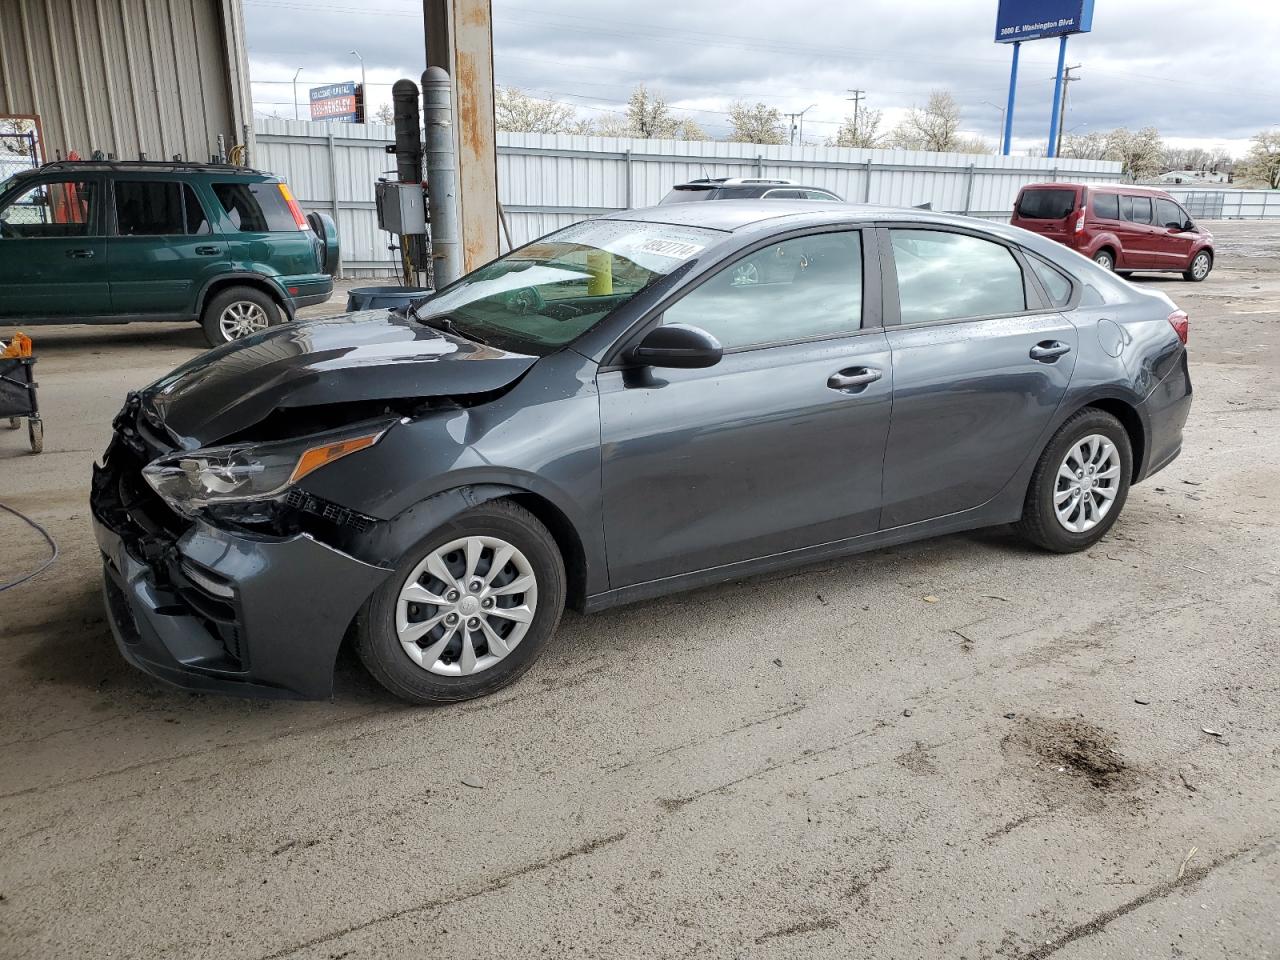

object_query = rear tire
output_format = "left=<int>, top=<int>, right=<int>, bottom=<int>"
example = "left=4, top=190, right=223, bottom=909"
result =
left=355, top=500, right=566, bottom=705
left=1184, top=250, right=1212, bottom=282
left=200, top=285, right=281, bottom=348
left=1015, top=408, right=1132, bottom=553
left=1092, top=250, right=1115, bottom=272
left=27, top=418, right=43, bottom=454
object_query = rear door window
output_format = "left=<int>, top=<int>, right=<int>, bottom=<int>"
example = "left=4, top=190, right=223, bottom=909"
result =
left=1016, top=189, right=1076, bottom=219
left=1128, top=196, right=1153, bottom=224
left=212, top=182, right=297, bottom=232
left=891, top=229, right=1026, bottom=324
left=114, top=181, right=210, bottom=235
left=1093, top=193, right=1120, bottom=220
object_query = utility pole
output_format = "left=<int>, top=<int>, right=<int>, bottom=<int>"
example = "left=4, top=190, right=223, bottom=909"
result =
left=292, top=67, right=303, bottom=121
left=1056, top=64, right=1081, bottom=152
left=786, top=103, right=817, bottom=146
left=350, top=50, right=367, bottom=122
left=846, top=89, right=865, bottom=135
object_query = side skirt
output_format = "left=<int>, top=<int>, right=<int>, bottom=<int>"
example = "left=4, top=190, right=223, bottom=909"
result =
left=583, top=501, right=1022, bottom=615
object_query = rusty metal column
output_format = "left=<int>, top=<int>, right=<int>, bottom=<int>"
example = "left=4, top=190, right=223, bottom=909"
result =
left=423, top=0, right=500, bottom=272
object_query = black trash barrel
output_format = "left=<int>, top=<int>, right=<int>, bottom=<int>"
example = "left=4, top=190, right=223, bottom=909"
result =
left=345, top=286, right=434, bottom=312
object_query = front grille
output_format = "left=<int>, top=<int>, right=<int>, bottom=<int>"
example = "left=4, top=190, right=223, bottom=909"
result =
left=284, top=488, right=376, bottom=532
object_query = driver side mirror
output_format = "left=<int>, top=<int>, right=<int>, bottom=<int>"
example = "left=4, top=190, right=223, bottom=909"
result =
left=629, top=323, right=723, bottom=369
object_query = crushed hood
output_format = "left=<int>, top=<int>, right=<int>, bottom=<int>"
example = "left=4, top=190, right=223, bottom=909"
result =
left=142, top=310, right=537, bottom=445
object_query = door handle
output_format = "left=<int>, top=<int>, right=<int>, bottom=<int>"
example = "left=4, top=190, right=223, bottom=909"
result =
left=195, top=245, right=220, bottom=256
left=827, top=367, right=882, bottom=391
left=1030, top=341, right=1072, bottom=362
left=66, top=248, right=95, bottom=259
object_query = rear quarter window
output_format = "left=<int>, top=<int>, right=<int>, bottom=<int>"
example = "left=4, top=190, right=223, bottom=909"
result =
left=1028, top=255, right=1073, bottom=307
left=1092, top=193, right=1120, bottom=220
left=1017, top=189, right=1076, bottom=219
left=212, top=182, right=297, bottom=232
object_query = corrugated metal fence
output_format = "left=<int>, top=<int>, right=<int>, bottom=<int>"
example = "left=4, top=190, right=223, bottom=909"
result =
left=254, top=119, right=1132, bottom=277
left=1164, top=188, right=1279, bottom=220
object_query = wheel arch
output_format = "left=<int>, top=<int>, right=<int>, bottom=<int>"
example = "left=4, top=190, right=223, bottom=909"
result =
left=354, top=483, right=591, bottom=613
left=1090, top=241, right=1119, bottom=265
left=1068, top=395, right=1147, bottom=481
left=197, top=274, right=293, bottom=321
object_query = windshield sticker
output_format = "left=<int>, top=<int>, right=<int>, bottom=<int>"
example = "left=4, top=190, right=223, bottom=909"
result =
left=636, top=238, right=706, bottom=260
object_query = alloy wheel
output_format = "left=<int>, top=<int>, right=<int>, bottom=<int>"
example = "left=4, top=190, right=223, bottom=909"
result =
left=731, top=262, right=760, bottom=286
left=1094, top=252, right=1114, bottom=271
left=1054, top=434, right=1121, bottom=533
left=1192, top=253, right=1211, bottom=280
left=218, top=301, right=270, bottom=340
left=396, top=535, right=538, bottom=677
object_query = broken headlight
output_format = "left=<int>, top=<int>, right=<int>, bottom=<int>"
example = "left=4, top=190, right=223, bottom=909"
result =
left=141, top=422, right=393, bottom=515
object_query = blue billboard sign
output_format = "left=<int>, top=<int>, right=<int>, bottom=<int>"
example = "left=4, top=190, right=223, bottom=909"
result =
left=310, top=82, right=364, bottom=123
left=995, top=0, right=1094, bottom=43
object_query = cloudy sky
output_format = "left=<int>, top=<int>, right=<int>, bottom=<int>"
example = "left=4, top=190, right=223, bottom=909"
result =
left=242, top=0, right=1279, bottom=156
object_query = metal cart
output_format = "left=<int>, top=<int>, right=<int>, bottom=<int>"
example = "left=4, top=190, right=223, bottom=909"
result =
left=0, top=356, right=43, bottom=453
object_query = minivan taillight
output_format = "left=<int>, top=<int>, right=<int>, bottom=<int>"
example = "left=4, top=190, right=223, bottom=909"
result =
left=1073, top=210, right=1086, bottom=233
left=1167, top=310, right=1189, bottom=345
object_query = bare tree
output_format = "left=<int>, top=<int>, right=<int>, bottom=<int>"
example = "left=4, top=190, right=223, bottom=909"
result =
left=1239, top=129, right=1280, bottom=188
left=1059, top=130, right=1110, bottom=161
left=1104, top=126, right=1164, bottom=180
left=830, top=107, right=884, bottom=148
left=673, top=117, right=711, bottom=141
left=373, top=102, right=394, bottom=126
left=495, top=86, right=594, bottom=135
left=727, top=101, right=787, bottom=145
left=892, top=90, right=962, bottom=152
left=953, top=135, right=994, bottom=155
left=593, top=86, right=709, bottom=140
left=625, top=84, right=678, bottom=138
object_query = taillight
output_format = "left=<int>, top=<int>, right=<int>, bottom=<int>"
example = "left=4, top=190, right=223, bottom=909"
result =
left=1167, top=310, right=1189, bottom=345
left=277, top=183, right=309, bottom=231
left=1073, top=210, right=1086, bottom=233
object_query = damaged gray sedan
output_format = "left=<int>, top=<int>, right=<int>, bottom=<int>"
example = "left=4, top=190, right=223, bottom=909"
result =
left=91, top=201, right=1192, bottom=704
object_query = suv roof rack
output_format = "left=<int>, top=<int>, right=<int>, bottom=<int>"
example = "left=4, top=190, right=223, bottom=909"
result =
left=33, top=159, right=270, bottom=176
left=721, top=177, right=796, bottom=186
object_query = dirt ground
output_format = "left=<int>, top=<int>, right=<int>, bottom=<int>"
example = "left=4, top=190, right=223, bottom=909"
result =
left=1, top=223, right=1277, bottom=960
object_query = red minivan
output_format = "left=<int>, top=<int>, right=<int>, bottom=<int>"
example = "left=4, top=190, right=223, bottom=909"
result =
left=1011, top=183, right=1215, bottom=282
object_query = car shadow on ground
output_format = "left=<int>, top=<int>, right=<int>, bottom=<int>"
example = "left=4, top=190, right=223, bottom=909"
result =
left=4, top=324, right=209, bottom=353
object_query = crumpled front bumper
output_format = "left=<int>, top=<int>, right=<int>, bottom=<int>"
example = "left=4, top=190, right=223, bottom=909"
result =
left=93, top=485, right=390, bottom=701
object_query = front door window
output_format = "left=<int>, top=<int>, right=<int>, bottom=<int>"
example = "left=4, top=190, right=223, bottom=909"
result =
left=0, top=179, right=98, bottom=238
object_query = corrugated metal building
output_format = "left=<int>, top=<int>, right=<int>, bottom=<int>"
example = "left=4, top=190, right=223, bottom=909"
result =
left=0, top=0, right=253, bottom=163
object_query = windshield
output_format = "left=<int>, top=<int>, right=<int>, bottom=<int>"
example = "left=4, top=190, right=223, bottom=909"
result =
left=1016, top=188, right=1077, bottom=220
left=414, top=219, right=723, bottom=354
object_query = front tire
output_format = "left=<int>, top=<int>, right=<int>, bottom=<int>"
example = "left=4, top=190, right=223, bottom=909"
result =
left=1015, top=408, right=1132, bottom=553
left=1184, top=250, right=1212, bottom=282
left=200, top=285, right=281, bottom=347
left=355, top=500, right=566, bottom=705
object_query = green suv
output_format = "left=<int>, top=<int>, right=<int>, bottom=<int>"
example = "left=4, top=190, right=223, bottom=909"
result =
left=0, top=160, right=339, bottom=346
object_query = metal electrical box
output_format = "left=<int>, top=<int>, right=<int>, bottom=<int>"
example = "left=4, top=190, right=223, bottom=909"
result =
left=376, top=181, right=427, bottom=235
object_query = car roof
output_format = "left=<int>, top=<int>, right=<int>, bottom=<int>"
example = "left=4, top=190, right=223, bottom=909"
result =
left=606, top=199, right=1011, bottom=234
left=605, top=199, right=1082, bottom=263
left=1019, top=181, right=1173, bottom=197
left=608, top=199, right=869, bottom=231
left=9, top=160, right=275, bottom=181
